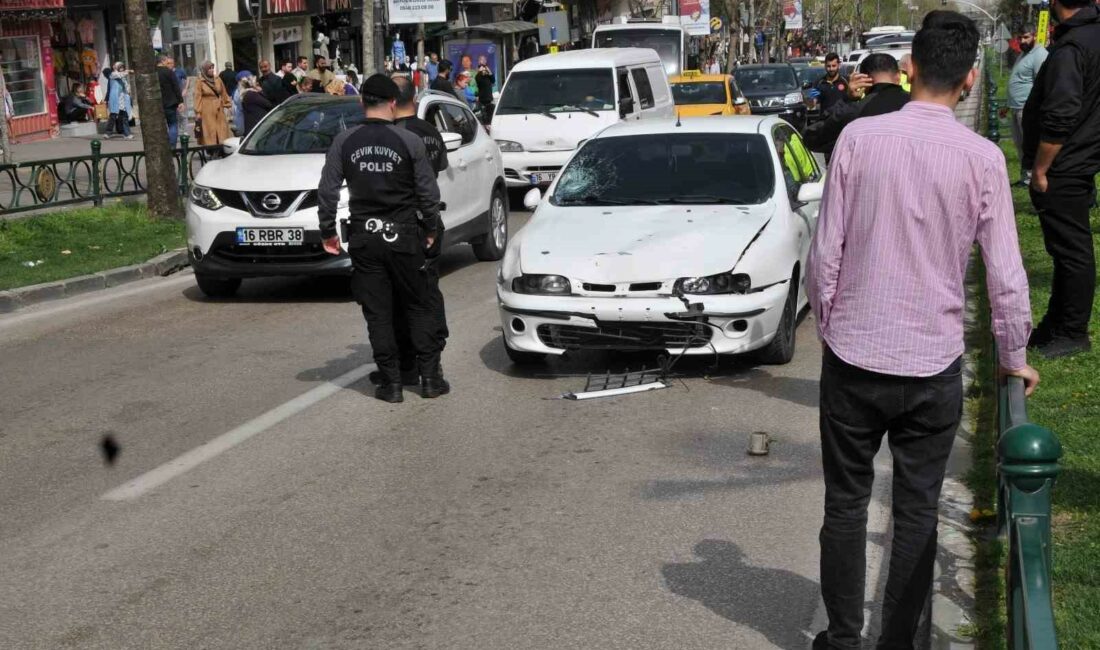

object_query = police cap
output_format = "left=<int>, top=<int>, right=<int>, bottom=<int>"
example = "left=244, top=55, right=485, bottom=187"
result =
left=360, top=74, right=400, bottom=100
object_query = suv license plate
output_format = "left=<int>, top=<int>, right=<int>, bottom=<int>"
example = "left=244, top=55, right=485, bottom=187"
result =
left=236, top=227, right=304, bottom=246
left=530, top=172, right=557, bottom=184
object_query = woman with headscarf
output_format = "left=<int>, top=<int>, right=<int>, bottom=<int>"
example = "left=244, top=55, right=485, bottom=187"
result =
left=107, top=62, right=133, bottom=139
left=240, top=76, right=273, bottom=135
left=193, top=60, right=232, bottom=146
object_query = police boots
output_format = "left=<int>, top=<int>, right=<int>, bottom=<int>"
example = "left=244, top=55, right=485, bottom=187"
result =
left=421, top=375, right=450, bottom=399
left=375, top=382, right=404, bottom=403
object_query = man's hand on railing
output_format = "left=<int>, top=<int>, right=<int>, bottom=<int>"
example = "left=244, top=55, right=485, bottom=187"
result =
left=1002, top=364, right=1041, bottom=397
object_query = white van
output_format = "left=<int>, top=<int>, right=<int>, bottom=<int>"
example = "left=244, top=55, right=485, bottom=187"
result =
left=491, top=48, right=674, bottom=189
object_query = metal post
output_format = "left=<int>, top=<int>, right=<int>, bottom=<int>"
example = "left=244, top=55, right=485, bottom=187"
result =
left=417, top=21, right=426, bottom=88
left=373, top=0, right=386, bottom=73
left=178, top=133, right=190, bottom=196
left=91, top=139, right=103, bottom=207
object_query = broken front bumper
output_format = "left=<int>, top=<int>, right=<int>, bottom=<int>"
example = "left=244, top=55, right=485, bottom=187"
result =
left=497, top=283, right=789, bottom=356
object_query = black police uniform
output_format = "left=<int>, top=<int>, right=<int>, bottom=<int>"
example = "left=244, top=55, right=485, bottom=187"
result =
left=317, top=117, right=443, bottom=396
left=812, top=74, right=850, bottom=115
left=380, top=114, right=450, bottom=381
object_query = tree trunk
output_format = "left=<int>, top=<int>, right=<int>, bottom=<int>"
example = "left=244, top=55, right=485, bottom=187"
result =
left=362, top=0, right=374, bottom=74
left=123, top=0, right=181, bottom=219
left=0, top=69, right=11, bottom=165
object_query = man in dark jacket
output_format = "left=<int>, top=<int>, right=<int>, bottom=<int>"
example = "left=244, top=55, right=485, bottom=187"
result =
left=803, top=53, right=910, bottom=162
left=157, top=54, right=185, bottom=147
left=258, top=59, right=291, bottom=105
left=1023, top=0, right=1100, bottom=358
left=475, top=63, right=495, bottom=119
left=430, top=60, right=456, bottom=96
left=812, top=52, right=851, bottom=114
left=218, top=62, right=237, bottom=97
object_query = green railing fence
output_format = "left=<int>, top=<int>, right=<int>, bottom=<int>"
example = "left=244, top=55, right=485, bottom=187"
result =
left=0, top=135, right=222, bottom=215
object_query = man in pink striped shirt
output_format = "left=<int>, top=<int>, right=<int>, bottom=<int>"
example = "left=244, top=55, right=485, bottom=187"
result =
left=807, top=11, right=1039, bottom=650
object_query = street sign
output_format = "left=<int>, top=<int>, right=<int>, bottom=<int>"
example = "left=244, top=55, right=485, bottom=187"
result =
left=1036, top=9, right=1049, bottom=45
left=710, top=16, right=723, bottom=33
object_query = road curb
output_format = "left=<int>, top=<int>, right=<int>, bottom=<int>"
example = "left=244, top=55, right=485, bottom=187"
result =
left=0, top=249, right=190, bottom=314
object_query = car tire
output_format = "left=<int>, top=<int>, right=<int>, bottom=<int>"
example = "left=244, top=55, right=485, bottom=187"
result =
left=756, top=273, right=798, bottom=365
left=195, top=274, right=242, bottom=298
left=503, top=335, right=545, bottom=365
left=472, top=187, right=508, bottom=262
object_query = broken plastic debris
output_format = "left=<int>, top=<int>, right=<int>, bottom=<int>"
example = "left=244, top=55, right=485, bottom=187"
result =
left=21, top=260, right=45, bottom=268
left=60, top=249, right=72, bottom=255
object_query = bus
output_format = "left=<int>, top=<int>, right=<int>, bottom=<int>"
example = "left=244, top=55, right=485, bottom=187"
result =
left=592, top=21, right=687, bottom=77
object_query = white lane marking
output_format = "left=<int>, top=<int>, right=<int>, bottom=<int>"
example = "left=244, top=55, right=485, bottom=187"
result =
left=101, top=363, right=376, bottom=501
left=0, top=274, right=194, bottom=331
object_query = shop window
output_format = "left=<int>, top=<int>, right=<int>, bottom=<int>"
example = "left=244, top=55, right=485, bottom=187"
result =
left=1, top=36, right=46, bottom=118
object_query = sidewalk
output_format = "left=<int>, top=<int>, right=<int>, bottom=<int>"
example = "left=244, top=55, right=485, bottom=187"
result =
left=6, top=132, right=147, bottom=163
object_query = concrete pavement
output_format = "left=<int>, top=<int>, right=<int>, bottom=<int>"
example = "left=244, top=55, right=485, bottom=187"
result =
left=0, top=210, right=915, bottom=649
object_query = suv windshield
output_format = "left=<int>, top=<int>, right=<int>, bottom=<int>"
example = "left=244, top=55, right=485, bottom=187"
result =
left=671, top=81, right=727, bottom=105
left=797, top=67, right=825, bottom=85
left=734, top=67, right=798, bottom=93
left=242, top=98, right=363, bottom=154
left=496, top=70, right=615, bottom=115
left=552, top=133, right=774, bottom=206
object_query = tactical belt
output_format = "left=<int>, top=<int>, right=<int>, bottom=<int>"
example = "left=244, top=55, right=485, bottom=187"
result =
left=343, top=218, right=420, bottom=243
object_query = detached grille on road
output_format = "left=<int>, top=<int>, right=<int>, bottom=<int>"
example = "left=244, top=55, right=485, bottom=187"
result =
left=537, top=322, right=712, bottom=351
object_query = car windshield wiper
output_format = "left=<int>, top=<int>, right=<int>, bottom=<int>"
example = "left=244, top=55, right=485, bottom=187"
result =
left=658, top=194, right=744, bottom=204
left=558, top=194, right=662, bottom=206
left=558, top=104, right=600, bottom=117
left=505, top=105, right=558, bottom=119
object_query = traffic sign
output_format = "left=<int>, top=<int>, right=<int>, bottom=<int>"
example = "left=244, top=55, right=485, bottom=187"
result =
left=1036, top=9, right=1049, bottom=45
left=711, top=16, right=723, bottom=33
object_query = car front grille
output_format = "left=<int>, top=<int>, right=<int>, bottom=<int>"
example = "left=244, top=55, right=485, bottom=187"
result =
left=211, top=190, right=316, bottom=216
left=537, top=322, right=712, bottom=351
left=749, top=96, right=786, bottom=108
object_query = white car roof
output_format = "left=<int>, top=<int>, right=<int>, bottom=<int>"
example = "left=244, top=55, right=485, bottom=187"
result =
left=511, top=48, right=663, bottom=72
left=593, top=22, right=685, bottom=32
left=591, top=115, right=777, bottom=139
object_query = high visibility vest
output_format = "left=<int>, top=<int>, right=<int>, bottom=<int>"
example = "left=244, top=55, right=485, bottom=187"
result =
left=784, top=141, right=815, bottom=183
left=899, top=72, right=911, bottom=93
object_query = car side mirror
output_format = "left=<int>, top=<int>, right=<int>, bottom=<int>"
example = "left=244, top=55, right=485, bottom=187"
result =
left=733, top=96, right=748, bottom=106
left=618, top=97, right=634, bottom=118
left=442, top=132, right=462, bottom=152
left=222, top=137, right=241, bottom=155
left=523, top=187, right=542, bottom=210
left=802, top=81, right=812, bottom=90
left=797, top=181, right=824, bottom=203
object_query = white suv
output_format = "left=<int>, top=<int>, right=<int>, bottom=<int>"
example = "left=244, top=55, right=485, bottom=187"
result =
left=186, top=91, right=508, bottom=297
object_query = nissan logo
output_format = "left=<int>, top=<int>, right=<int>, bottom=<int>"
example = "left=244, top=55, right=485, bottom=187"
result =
left=260, top=193, right=282, bottom=211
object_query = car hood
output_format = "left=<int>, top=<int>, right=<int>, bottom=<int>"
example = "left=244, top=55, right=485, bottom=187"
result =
left=193, top=152, right=325, bottom=191
left=739, top=87, right=797, bottom=99
left=518, top=203, right=775, bottom=283
left=491, top=112, right=617, bottom=152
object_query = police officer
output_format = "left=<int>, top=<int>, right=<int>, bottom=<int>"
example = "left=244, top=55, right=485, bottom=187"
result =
left=361, top=74, right=451, bottom=388
left=317, top=74, right=448, bottom=403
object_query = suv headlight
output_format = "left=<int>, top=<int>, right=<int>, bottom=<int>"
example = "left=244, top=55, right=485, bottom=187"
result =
left=512, top=274, right=572, bottom=295
left=784, top=92, right=804, bottom=106
left=676, top=273, right=751, bottom=295
left=496, top=140, right=524, bottom=152
left=189, top=185, right=223, bottom=211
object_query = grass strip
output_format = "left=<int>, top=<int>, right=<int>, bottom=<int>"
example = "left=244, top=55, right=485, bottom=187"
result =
left=0, top=202, right=185, bottom=291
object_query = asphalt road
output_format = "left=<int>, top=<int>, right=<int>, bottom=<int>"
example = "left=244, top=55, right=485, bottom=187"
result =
left=0, top=211, right=898, bottom=649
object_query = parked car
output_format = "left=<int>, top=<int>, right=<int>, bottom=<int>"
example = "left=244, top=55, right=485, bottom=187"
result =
left=491, top=48, right=675, bottom=191
left=668, top=70, right=751, bottom=117
left=732, top=64, right=808, bottom=131
left=497, top=116, right=824, bottom=365
left=186, top=92, right=508, bottom=297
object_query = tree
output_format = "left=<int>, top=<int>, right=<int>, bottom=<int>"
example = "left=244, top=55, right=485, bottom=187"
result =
left=123, top=0, right=181, bottom=219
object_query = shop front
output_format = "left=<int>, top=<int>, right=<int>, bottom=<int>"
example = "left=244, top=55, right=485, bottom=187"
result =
left=310, top=0, right=362, bottom=72
left=0, top=0, right=64, bottom=142
left=215, top=0, right=312, bottom=76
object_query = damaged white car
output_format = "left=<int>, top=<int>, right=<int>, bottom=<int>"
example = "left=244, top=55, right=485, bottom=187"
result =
left=497, top=116, right=824, bottom=365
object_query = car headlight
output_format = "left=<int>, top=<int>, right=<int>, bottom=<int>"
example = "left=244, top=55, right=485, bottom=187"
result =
left=676, top=273, right=751, bottom=295
left=496, top=140, right=524, bottom=153
left=189, top=185, right=223, bottom=210
left=511, top=274, right=572, bottom=295
left=784, top=92, right=804, bottom=106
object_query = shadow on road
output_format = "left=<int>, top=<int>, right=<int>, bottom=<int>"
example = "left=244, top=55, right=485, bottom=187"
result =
left=296, top=343, right=373, bottom=384
left=662, top=539, right=819, bottom=649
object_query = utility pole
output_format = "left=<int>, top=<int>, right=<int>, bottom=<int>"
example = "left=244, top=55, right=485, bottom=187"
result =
left=123, top=0, right=181, bottom=219
left=374, top=0, right=385, bottom=72
left=362, top=0, right=375, bottom=73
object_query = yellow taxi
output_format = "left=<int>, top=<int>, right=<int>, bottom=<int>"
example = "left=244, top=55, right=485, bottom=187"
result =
left=669, top=70, right=752, bottom=117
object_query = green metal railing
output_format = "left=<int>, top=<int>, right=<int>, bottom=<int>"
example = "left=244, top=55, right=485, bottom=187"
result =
left=0, top=135, right=222, bottom=215
left=996, top=363, right=1062, bottom=649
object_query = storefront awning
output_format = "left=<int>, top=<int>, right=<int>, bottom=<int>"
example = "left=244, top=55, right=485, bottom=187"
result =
left=440, top=20, right=538, bottom=36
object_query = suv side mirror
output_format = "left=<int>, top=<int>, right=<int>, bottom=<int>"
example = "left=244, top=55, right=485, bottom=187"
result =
left=802, top=81, right=812, bottom=90
left=797, top=181, right=824, bottom=203
left=618, top=97, right=635, bottom=118
left=222, top=137, right=241, bottom=155
left=523, top=187, right=542, bottom=210
left=442, top=132, right=463, bottom=152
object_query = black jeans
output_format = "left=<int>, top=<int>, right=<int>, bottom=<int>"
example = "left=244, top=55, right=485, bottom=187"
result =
left=819, top=347, right=963, bottom=650
left=349, top=235, right=444, bottom=382
left=1030, top=174, right=1097, bottom=339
